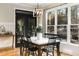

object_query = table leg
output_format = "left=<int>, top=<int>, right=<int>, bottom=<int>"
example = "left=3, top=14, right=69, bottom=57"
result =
left=56, top=42, right=60, bottom=56
left=38, top=46, right=42, bottom=56
left=12, top=35, right=14, bottom=48
left=20, top=46, right=23, bottom=56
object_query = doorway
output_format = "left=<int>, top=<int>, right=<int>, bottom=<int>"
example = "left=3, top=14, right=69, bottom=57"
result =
left=15, top=9, right=36, bottom=47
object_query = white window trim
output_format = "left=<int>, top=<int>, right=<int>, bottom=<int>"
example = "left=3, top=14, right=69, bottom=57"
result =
left=45, top=4, right=79, bottom=45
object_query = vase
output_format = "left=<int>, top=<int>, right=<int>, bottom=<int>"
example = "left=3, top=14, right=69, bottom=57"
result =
left=37, top=33, right=42, bottom=40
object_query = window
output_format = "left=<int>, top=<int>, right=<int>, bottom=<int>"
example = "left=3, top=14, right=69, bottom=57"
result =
left=57, top=8, right=68, bottom=25
left=57, top=8, right=68, bottom=42
left=57, top=26, right=67, bottom=41
left=71, top=5, right=79, bottom=44
left=47, top=12, right=55, bottom=25
left=46, top=4, right=79, bottom=44
left=47, top=26, right=54, bottom=33
left=71, top=5, right=79, bottom=24
left=47, top=11, right=55, bottom=33
left=70, top=25, right=79, bottom=44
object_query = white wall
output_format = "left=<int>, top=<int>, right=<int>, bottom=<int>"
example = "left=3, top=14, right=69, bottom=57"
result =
left=60, top=43, right=79, bottom=56
left=0, top=5, right=15, bottom=34
left=0, top=4, right=32, bottom=34
left=0, top=4, right=32, bottom=48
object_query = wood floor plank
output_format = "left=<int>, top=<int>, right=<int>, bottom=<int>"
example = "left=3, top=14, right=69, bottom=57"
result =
left=0, top=47, right=71, bottom=56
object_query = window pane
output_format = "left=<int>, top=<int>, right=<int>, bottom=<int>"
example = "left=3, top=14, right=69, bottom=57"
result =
left=57, top=26, right=67, bottom=42
left=57, top=8, right=68, bottom=25
left=71, top=5, right=79, bottom=24
left=47, top=26, right=54, bottom=33
left=47, top=12, right=55, bottom=25
left=70, top=25, right=79, bottom=44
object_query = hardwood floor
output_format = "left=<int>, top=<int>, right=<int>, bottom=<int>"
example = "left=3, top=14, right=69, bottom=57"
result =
left=0, top=47, right=19, bottom=56
left=0, top=47, right=71, bottom=56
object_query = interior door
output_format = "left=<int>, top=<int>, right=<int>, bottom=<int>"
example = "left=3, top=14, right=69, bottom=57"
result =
left=15, top=10, right=36, bottom=47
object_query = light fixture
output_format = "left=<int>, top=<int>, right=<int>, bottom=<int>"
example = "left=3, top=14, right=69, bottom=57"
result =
left=33, top=3, right=42, bottom=17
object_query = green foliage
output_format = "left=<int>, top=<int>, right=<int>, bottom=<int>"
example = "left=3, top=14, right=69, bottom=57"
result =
left=36, top=26, right=42, bottom=33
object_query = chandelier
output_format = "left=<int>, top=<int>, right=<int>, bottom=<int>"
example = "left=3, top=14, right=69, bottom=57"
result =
left=33, top=3, right=42, bottom=17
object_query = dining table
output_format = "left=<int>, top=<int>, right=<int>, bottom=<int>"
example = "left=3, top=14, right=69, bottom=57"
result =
left=29, top=36, right=61, bottom=56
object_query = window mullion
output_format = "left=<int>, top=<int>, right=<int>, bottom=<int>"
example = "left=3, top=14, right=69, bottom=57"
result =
left=67, top=7, right=71, bottom=43
left=46, top=12, right=48, bottom=33
left=54, top=10, right=57, bottom=34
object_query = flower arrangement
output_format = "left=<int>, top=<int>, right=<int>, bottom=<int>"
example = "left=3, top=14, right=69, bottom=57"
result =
left=36, top=26, right=42, bottom=33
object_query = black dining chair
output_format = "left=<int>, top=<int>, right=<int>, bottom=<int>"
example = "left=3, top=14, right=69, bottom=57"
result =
left=21, top=34, right=38, bottom=56
left=20, top=34, right=25, bottom=56
left=42, top=33, right=61, bottom=56
left=24, top=38, right=38, bottom=56
left=20, top=38, right=38, bottom=56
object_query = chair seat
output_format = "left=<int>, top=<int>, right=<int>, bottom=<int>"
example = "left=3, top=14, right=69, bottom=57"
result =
left=42, top=48, right=48, bottom=52
left=28, top=47, right=38, bottom=51
left=42, top=45, right=54, bottom=56
left=42, top=47, right=54, bottom=52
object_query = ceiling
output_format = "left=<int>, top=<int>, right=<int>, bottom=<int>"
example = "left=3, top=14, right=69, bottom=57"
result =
left=12, top=3, right=65, bottom=10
